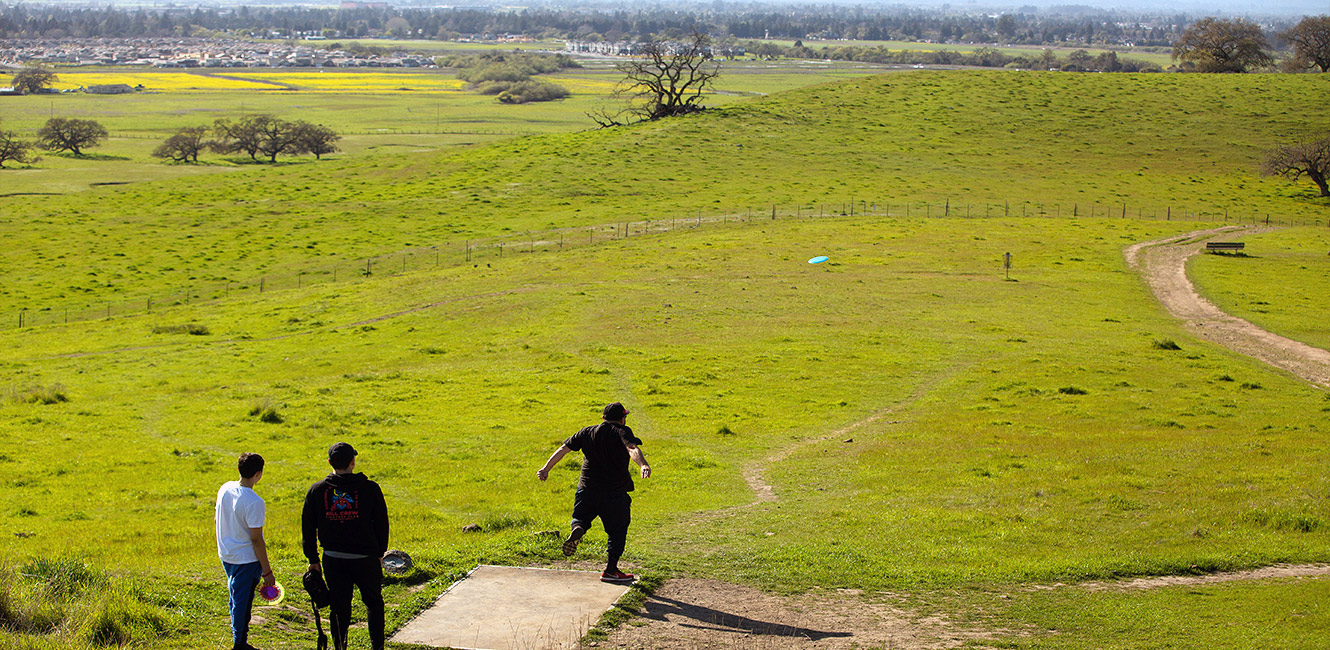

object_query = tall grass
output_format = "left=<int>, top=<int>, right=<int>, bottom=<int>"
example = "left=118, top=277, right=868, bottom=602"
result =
left=0, top=559, right=177, bottom=648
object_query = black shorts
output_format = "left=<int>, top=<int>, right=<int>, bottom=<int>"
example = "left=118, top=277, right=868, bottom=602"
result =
left=571, top=488, right=632, bottom=539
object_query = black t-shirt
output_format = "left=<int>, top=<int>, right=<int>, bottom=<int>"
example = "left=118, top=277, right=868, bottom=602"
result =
left=563, top=421, right=643, bottom=493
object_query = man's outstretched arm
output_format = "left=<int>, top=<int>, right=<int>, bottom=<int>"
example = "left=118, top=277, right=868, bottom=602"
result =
left=537, top=445, right=571, bottom=481
left=626, top=443, right=651, bottom=479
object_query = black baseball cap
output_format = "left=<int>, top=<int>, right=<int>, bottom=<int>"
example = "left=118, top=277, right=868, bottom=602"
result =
left=328, top=442, right=357, bottom=468
left=603, top=402, right=630, bottom=420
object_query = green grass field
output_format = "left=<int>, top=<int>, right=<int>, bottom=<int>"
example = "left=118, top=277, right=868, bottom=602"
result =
left=1, top=68, right=1328, bottom=649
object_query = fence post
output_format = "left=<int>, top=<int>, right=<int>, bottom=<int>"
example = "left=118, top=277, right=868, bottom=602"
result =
left=18, top=310, right=22, bottom=328
left=260, top=278, right=265, bottom=293
left=147, top=297, right=152, bottom=311
left=365, top=258, right=371, bottom=276
left=945, top=198, right=949, bottom=217
left=466, top=241, right=471, bottom=262
left=772, top=204, right=776, bottom=220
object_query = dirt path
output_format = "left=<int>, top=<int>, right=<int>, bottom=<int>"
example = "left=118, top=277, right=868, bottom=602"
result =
left=1125, top=226, right=1330, bottom=389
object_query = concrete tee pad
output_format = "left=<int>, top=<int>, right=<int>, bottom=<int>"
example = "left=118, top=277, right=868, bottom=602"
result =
left=390, top=565, right=631, bottom=650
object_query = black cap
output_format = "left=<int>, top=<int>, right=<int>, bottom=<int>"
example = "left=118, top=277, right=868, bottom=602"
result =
left=602, top=402, right=629, bottom=420
left=329, top=442, right=357, bottom=468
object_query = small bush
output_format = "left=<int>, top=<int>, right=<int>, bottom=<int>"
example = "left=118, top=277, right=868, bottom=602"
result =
left=1153, top=339, right=1182, bottom=351
left=1240, top=382, right=1263, bottom=390
left=151, top=323, right=209, bottom=335
left=497, top=81, right=569, bottom=104
left=1058, top=386, right=1088, bottom=395
left=14, top=385, right=69, bottom=405
left=248, top=400, right=283, bottom=424
left=716, top=425, right=736, bottom=436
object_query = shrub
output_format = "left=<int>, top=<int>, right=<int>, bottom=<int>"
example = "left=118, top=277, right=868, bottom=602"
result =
left=716, top=425, right=736, bottom=436
left=1058, top=386, right=1088, bottom=395
left=497, top=81, right=569, bottom=104
left=248, top=399, right=283, bottom=424
left=14, top=384, right=69, bottom=405
left=151, top=323, right=210, bottom=335
left=1152, top=339, right=1182, bottom=350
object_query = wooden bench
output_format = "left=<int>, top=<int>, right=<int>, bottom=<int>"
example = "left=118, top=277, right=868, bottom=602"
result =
left=1205, top=242, right=1245, bottom=253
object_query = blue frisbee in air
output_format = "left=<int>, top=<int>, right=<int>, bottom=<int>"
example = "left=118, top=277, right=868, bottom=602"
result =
left=808, top=256, right=829, bottom=264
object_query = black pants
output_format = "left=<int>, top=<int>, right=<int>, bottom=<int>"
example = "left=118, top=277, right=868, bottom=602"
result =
left=571, top=489, right=632, bottom=562
left=323, top=555, right=384, bottom=650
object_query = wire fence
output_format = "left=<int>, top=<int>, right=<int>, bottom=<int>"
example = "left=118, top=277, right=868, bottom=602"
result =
left=7, top=198, right=1327, bottom=331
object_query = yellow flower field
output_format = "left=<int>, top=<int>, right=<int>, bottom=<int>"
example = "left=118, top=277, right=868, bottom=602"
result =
left=47, top=70, right=467, bottom=93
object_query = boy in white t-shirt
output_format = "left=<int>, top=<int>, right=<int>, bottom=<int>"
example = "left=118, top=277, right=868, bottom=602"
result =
left=215, top=453, right=276, bottom=650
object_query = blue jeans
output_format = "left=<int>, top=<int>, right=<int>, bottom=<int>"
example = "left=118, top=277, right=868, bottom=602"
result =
left=223, top=561, right=262, bottom=649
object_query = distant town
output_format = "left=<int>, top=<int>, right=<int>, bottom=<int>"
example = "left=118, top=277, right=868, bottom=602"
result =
left=0, top=36, right=506, bottom=71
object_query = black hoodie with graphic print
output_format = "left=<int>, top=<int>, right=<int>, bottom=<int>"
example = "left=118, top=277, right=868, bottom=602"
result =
left=301, top=472, right=389, bottom=563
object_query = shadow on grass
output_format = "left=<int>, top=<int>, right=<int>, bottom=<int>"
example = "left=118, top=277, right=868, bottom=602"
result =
left=636, top=593, right=852, bottom=640
left=50, top=152, right=131, bottom=161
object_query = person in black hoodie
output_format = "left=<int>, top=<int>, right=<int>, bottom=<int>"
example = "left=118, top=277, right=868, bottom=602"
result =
left=302, top=442, right=389, bottom=650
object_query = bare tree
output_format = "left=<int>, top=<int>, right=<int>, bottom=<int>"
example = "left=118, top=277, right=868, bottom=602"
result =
left=1282, top=15, right=1330, bottom=73
left=1172, top=17, right=1273, bottom=73
left=591, top=30, right=721, bottom=126
left=12, top=66, right=57, bottom=94
left=253, top=116, right=303, bottom=162
left=152, top=126, right=211, bottom=163
left=1262, top=135, right=1330, bottom=197
left=292, top=122, right=341, bottom=160
left=0, top=129, right=39, bottom=168
left=37, top=117, right=107, bottom=156
left=212, top=115, right=268, bottom=161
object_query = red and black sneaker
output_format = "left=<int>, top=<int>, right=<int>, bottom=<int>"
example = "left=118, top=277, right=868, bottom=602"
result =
left=600, top=570, right=636, bottom=584
left=562, top=525, right=585, bottom=557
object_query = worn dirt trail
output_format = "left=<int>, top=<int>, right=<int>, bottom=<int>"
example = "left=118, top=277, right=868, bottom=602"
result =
left=1125, top=226, right=1330, bottom=388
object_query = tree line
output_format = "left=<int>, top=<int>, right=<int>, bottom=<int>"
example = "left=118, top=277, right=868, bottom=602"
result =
left=0, top=115, right=340, bottom=168
left=0, top=3, right=1276, bottom=49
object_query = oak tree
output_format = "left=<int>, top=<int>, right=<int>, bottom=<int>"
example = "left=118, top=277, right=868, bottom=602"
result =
left=0, top=129, right=39, bottom=168
left=12, top=66, right=57, bottom=94
left=1262, top=135, right=1330, bottom=197
left=1282, top=15, right=1330, bottom=73
left=591, top=30, right=721, bottom=126
left=1172, top=17, right=1273, bottom=73
left=37, top=117, right=107, bottom=156
left=152, top=126, right=211, bottom=163
left=292, top=122, right=340, bottom=160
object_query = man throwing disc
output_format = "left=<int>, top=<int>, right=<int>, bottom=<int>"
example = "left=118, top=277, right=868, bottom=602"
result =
left=537, top=402, right=651, bottom=584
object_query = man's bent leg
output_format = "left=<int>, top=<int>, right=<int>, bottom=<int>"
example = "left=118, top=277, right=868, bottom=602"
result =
left=566, top=488, right=598, bottom=556
left=223, top=561, right=262, bottom=650
left=323, top=555, right=355, bottom=650
left=600, top=492, right=632, bottom=574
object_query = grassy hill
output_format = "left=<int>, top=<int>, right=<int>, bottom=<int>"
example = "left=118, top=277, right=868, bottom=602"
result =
left=1, top=70, right=1328, bottom=649
left=2, top=71, right=1326, bottom=320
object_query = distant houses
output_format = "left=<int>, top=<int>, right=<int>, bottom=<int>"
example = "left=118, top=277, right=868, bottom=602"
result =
left=0, top=37, right=441, bottom=70
left=565, top=40, right=745, bottom=58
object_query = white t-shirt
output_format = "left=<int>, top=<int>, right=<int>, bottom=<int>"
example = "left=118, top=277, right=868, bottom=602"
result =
left=215, top=480, right=265, bottom=565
